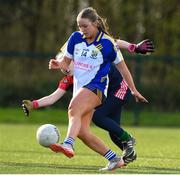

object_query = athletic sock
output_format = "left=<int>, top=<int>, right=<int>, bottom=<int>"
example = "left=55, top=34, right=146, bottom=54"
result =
left=64, top=137, right=75, bottom=147
left=104, top=150, right=116, bottom=161
left=119, top=131, right=132, bottom=142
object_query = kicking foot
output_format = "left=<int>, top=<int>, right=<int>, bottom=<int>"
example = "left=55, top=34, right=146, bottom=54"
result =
left=49, top=143, right=74, bottom=158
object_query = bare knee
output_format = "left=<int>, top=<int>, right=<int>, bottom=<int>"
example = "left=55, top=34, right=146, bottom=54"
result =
left=68, top=103, right=81, bottom=118
left=68, top=102, right=88, bottom=119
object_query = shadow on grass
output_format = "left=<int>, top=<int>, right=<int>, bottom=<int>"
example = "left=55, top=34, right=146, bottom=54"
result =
left=0, top=161, right=180, bottom=174
left=118, top=165, right=180, bottom=174
left=0, top=149, right=95, bottom=157
left=140, top=155, right=180, bottom=160
left=0, top=161, right=100, bottom=173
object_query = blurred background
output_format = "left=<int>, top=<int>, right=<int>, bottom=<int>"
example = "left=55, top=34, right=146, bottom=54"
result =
left=0, top=0, right=179, bottom=126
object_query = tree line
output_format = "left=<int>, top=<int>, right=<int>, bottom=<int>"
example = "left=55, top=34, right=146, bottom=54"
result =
left=0, top=0, right=179, bottom=110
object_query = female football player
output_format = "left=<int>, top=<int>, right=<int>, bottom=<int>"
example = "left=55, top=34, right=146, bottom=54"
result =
left=22, top=40, right=153, bottom=171
left=22, top=38, right=154, bottom=168
left=22, top=7, right=153, bottom=171
left=49, top=7, right=148, bottom=171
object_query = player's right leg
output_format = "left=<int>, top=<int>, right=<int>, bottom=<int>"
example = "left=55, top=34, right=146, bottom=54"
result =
left=50, top=88, right=101, bottom=158
left=49, top=142, right=75, bottom=158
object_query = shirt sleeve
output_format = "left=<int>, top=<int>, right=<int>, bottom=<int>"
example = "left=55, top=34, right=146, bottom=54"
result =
left=58, top=75, right=73, bottom=91
left=109, top=42, right=124, bottom=64
left=64, top=32, right=76, bottom=59
left=105, top=39, right=124, bottom=64
left=55, top=42, right=68, bottom=61
left=113, top=49, right=124, bottom=64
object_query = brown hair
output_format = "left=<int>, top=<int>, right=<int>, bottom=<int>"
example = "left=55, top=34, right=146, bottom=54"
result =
left=77, top=7, right=110, bottom=35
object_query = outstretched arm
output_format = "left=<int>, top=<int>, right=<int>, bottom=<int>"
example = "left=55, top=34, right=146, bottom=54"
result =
left=34, top=88, right=66, bottom=107
left=22, top=75, right=73, bottom=117
left=22, top=89, right=66, bottom=117
left=116, top=39, right=155, bottom=54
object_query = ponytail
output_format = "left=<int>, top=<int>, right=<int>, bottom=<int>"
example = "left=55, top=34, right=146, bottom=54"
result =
left=97, top=15, right=110, bottom=36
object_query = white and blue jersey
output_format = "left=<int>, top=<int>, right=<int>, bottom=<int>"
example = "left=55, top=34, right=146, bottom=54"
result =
left=65, top=30, right=124, bottom=96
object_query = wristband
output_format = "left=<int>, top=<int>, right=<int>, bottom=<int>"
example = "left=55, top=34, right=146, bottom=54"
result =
left=33, top=100, right=39, bottom=109
left=128, top=44, right=136, bottom=53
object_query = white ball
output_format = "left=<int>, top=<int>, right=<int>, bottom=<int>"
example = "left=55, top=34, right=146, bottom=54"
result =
left=36, top=124, right=60, bottom=147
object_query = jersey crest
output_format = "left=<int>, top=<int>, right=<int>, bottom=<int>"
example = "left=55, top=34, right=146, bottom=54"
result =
left=90, top=50, right=98, bottom=59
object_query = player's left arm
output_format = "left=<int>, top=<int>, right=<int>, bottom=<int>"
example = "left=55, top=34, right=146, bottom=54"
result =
left=116, top=39, right=155, bottom=54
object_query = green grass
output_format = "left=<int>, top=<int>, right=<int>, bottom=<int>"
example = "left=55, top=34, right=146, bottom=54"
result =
left=0, top=107, right=180, bottom=127
left=0, top=108, right=180, bottom=173
left=0, top=124, right=180, bottom=174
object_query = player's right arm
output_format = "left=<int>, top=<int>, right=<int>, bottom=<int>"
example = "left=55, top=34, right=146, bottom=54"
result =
left=49, top=56, right=71, bottom=72
left=112, top=41, right=148, bottom=103
left=22, top=75, right=73, bottom=117
left=49, top=32, right=77, bottom=72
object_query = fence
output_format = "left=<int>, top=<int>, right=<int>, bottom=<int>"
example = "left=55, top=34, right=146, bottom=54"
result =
left=0, top=51, right=179, bottom=125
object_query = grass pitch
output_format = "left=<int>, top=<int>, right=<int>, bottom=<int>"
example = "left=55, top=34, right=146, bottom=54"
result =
left=0, top=123, right=180, bottom=174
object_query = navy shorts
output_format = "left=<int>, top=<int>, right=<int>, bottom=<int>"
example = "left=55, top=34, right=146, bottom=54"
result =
left=83, top=84, right=106, bottom=103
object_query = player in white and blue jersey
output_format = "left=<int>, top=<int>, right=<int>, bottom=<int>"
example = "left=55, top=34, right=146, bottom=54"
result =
left=48, top=7, right=148, bottom=171
left=64, top=31, right=122, bottom=98
left=22, top=37, right=154, bottom=168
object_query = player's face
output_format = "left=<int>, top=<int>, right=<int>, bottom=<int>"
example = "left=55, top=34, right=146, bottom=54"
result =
left=77, top=18, right=98, bottom=40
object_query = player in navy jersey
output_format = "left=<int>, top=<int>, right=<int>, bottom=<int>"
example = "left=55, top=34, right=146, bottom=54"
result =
left=22, top=7, right=152, bottom=169
left=93, top=64, right=134, bottom=165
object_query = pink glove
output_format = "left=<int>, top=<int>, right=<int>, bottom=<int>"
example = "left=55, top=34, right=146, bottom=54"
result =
left=128, top=39, right=155, bottom=54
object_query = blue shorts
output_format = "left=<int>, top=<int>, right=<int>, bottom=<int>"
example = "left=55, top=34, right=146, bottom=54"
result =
left=83, top=83, right=106, bottom=103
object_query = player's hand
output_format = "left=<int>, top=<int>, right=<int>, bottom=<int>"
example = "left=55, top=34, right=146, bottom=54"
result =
left=22, top=100, right=33, bottom=117
left=135, top=39, right=155, bottom=54
left=131, top=90, right=148, bottom=103
left=61, top=69, right=71, bottom=75
left=49, top=59, right=71, bottom=74
left=49, top=59, right=61, bottom=69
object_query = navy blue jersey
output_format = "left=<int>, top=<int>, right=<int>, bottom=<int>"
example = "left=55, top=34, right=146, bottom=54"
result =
left=108, top=64, right=130, bottom=101
left=108, top=64, right=123, bottom=95
left=92, top=64, right=131, bottom=142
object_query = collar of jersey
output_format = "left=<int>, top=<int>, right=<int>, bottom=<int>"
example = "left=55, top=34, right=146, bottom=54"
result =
left=82, top=30, right=103, bottom=46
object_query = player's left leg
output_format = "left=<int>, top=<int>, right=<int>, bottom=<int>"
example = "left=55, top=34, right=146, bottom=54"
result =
left=109, top=98, right=137, bottom=165
left=92, top=94, right=137, bottom=165
left=78, top=111, right=124, bottom=171
left=107, top=101, right=137, bottom=165
left=92, top=94, right=131, bottom=145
